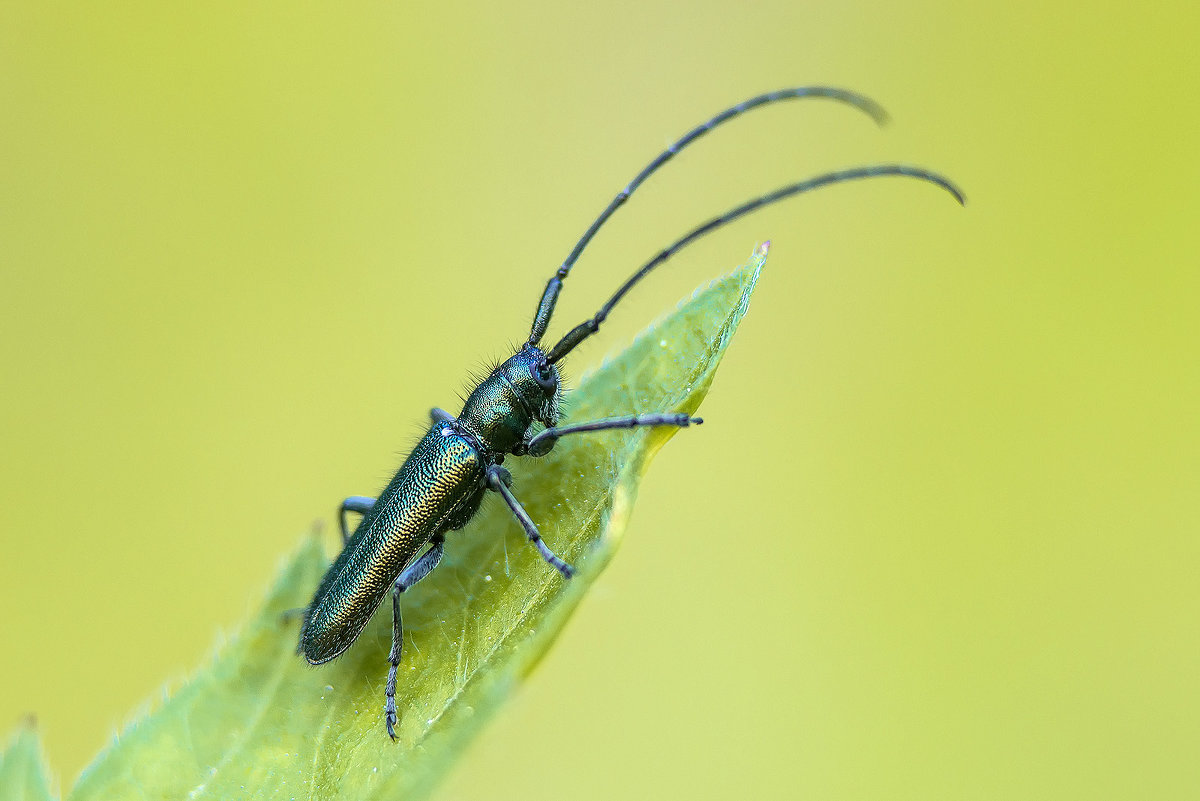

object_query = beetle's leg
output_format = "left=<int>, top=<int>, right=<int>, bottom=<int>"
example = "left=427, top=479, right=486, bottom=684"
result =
left=385, top=591, right=403, bottom=741
left=385, top=534, right=446, bottom=741
left=397, top=535, right=446, bottom=594
left=338, top=496, right=376, bottom=544
left=430, top=407, right=455, bottom=424
left=525, top=412, right=702, bottom=457
left=486, top=465, right=575, bottom=578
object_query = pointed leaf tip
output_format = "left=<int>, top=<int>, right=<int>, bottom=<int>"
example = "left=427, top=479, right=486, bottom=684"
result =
left=0, top=720, right=57, bottom=801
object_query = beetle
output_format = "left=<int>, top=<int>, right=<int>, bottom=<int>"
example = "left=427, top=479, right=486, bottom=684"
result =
left=297, top=86, right=965, bottom=739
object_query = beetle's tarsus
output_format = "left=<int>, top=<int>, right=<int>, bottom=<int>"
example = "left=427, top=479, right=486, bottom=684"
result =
left=385, top=700, right=398, bottom=741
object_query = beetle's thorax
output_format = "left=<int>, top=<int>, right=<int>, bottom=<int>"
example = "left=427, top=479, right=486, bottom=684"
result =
left=458, top=345, right=560, bottom=454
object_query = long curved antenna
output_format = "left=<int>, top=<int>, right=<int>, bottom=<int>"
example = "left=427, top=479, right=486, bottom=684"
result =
left=545, top=164, right=966, bottom=364
left=527, top=87, right=889, bottom=346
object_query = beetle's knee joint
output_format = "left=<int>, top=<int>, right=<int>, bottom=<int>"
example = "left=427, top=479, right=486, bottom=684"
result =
left=488, top=465, right=513, bottom=488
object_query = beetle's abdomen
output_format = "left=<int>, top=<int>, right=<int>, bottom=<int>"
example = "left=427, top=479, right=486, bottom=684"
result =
left=299, top=426, right=485, bottom=664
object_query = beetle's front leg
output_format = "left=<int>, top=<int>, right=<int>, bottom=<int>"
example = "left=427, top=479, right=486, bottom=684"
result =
left=486, top=465, right=574, bottom=578
left=525, top=412, right=702, bottom=457
left=384, top=534, right=445, bottom=741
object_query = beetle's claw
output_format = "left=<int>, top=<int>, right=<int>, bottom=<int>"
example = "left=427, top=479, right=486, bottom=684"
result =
left=386, top=699, right=398, bottom=741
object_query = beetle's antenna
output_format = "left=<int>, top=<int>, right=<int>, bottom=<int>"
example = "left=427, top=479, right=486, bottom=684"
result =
left=526, top=87, right=888, bottom=346
left=544, top=164, right=966, bottom=364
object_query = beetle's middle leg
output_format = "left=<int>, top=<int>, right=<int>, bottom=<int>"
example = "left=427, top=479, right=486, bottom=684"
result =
left=385, top=534, right=445, bottom=741
left=486, top=465, right=574, bottom=579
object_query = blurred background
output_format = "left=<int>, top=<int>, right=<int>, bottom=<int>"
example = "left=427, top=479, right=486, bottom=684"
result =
left=1, top=1, right=1197, bottom=798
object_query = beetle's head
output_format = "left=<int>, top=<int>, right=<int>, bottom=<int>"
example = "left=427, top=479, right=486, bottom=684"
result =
left=500, top=344, right=561, bottom=428
left=460, top=344, right=561, bottom=454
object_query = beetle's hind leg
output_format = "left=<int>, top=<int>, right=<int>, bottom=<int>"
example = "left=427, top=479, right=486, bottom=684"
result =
left=339, top=495, right=376, bottom=544
left=384, top=534, right=445, bottom=741
left=281, top=502, right=376, bottom=627
left=486, top=465, right=575, bottom=579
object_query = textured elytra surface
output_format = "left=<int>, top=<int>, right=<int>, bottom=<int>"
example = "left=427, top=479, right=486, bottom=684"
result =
left=54, top=246, right=766, bottom=801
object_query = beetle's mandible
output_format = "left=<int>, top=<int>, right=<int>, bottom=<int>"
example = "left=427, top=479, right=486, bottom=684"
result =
left=296, top=86, right=965, bottom=739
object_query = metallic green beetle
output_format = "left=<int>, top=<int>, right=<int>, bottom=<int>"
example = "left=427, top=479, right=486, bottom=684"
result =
left=298, top=86, right=965, bottom=739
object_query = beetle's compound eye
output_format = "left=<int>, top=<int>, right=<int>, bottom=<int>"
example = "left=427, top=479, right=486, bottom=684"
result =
left=532, top=363, right=557, bottom=392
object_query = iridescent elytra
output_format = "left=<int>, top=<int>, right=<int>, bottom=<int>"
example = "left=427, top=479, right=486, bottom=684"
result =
left=297, top=86, right=965, bottom=739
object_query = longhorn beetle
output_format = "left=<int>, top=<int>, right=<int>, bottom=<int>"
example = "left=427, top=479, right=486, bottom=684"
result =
left=297, top=86, right=965, bottom=739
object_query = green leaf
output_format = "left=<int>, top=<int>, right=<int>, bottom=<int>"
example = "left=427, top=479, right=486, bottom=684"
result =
left=0, top=719, right=57, bottom=801
left=68, top=245, right=767, bottom=801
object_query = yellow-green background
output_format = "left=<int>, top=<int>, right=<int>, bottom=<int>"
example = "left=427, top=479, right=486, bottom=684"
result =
left=2, top=2, right=1197, bottom=798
